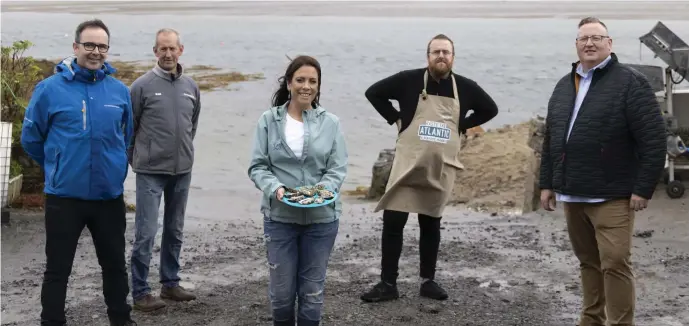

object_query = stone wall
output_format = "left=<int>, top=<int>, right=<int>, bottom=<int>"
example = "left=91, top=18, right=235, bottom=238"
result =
left=366, top=148, right=396, bottom=199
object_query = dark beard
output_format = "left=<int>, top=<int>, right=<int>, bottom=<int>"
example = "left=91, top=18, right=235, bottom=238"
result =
left=429, top=63, right=451, bottom=79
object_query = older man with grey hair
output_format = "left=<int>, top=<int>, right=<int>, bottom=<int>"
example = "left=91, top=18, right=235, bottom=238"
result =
left=128, top=28, right=201, bottom=312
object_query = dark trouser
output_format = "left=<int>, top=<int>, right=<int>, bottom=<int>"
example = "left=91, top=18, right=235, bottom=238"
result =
left=40, top=194, right=131, bottom=326
left=380, top=209, right=441, bottom=284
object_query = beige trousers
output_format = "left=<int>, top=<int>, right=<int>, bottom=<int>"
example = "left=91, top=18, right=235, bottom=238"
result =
left=563, top=199, right=635, bottom=326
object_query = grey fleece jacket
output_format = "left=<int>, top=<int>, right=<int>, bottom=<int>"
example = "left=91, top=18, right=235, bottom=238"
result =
left=128, top=63, right=201, bottom=175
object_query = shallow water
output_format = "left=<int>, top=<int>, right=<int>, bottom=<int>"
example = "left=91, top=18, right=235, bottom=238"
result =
left=2, top=12, right=689, bottom=222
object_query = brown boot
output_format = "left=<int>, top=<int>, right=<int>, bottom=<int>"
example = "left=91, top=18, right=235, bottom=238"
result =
left=160, top=285, right=196, bottom=302
left=133, top=294, right=166, bottom=312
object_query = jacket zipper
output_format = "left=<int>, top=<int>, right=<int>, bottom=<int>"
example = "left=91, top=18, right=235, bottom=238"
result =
left=561, top=67, right=606, bottom=186
left=278, top=110, right=302, bottom=161
left=560, top=72, right=578, bottom=185
left=301, top=111, right=308, bottom=223
left=82, top=100, right=87, bottom=130
left=173, top=81, right=179, bottom=174
left=84, top=84, right=92, bottom=198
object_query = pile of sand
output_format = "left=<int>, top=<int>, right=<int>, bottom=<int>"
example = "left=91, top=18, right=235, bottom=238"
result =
left=365, top=118, right=545, bottom=215
left=452, top=120, right=544, bottom=214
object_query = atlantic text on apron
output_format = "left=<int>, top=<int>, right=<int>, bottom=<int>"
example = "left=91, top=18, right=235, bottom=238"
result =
left=374, top=70, right=464, bottom=218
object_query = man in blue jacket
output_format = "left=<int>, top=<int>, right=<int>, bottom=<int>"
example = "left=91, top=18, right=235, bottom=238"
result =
left=21, top=19, right=137, bottom=326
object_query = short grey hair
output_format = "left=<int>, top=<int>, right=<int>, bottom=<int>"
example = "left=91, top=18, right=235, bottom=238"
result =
left=154, top=28, right=182, bottom=48
left=578, top=17, right=607, bottom=30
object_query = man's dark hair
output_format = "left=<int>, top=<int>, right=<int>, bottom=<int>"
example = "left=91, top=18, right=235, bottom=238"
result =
left=74, top=19, right=110, bottom=43
left=427, top=34, right=455, bottom=55
left=578, top=16, right=607, bottom=30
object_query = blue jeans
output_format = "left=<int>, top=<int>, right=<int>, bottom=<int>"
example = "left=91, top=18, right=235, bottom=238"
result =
left=130, top=173, right=191, bottom=300
left=264, top=217, right=339, bottom=326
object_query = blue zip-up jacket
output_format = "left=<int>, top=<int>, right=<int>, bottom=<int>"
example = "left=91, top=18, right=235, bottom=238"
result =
left=21, top=56, right=133, bottom=200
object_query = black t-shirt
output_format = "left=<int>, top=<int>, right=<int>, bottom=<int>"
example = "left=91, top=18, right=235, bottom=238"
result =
left=365, top=68, right=498, bottom=133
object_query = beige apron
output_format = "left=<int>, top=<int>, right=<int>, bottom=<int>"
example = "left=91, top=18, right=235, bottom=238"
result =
left=374, top=70, right=463, bottom=218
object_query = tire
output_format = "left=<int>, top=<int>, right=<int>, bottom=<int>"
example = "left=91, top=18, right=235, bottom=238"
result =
left=663, top=172, right=683, bottom=184
left=666, top=180, right=685, bottom=199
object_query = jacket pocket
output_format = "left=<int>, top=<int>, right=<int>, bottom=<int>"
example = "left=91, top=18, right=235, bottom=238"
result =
left=178, top=133, right=195, bottom=171
left=132, top=136, right=150, bottom=170
left=600, top=145, right=608, bottom=182
left=147, top=138, right=152, bottom=166
left=601, top=144, right=633, bottom=184
left=50, top=150, right=61, bottom=187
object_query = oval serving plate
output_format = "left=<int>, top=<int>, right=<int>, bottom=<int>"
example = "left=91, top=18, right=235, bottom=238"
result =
left=280, top=189, right=339, bottom=208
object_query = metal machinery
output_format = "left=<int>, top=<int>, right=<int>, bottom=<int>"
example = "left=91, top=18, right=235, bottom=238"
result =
left=639, top=21, right=689, bottom=199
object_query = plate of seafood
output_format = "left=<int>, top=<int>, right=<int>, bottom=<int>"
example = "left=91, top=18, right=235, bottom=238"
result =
left=280, top=184, right=339, bottom=208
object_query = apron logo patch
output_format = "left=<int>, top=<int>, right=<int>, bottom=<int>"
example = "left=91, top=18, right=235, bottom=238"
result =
left=418, top=121, right=451, bottom=144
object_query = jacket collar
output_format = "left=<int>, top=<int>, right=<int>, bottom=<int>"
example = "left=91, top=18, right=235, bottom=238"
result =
left=55, top=56, right=115, bottom=83
left=571, top=52, right=618, bottom=74
left=152, top=62, right=184, bottom=81
left=271, top=102, right=325, bottom=121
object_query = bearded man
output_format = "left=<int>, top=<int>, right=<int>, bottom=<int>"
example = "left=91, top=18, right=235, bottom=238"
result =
left=360, top=33, right=499, bottom=302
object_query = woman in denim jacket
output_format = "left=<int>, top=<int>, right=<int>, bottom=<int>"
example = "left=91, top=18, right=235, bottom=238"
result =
left=248, top=55, right=348, bottom=326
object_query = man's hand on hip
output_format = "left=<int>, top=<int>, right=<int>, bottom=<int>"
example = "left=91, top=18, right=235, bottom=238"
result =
left=629, top=194, right=648, bottom=211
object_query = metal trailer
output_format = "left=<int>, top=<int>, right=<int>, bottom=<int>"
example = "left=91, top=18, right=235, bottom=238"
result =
left=639, top=21, right=689, bottom=199
left=657, top=89, right=689, bottom=198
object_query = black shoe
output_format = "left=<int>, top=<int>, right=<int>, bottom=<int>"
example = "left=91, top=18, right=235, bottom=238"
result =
left=110, top=318, right=137, bottom=326
left=274, top=320, right=295, bottom=326
left=40, top=321, right=66, bottom=326
left=420, top=280, right=448, bottom=300
left=360, top=281, right=400, bottom=303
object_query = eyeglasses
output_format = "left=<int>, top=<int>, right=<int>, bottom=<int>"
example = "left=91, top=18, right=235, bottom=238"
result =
left=77, top=42, right=110, bottom=53
left=428, top=49, right=453, bottom=57
left=576, top=35, right=609, bottom=45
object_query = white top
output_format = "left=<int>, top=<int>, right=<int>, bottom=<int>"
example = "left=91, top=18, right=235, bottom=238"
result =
left=285, top=113, right=305, bottom=159
left=556, top=55, right=612, bottom=203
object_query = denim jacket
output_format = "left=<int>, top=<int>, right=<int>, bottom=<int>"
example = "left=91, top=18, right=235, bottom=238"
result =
left=248, top=103, right=348, bottom=225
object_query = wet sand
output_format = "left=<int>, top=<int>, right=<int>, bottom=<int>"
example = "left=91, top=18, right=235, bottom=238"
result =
left=2, top=187, right=688, bottom=326
left=2, top=1, right=689, bottom=20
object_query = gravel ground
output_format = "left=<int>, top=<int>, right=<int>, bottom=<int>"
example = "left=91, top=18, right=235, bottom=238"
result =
left=2, top=190, right=688, bottom=326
